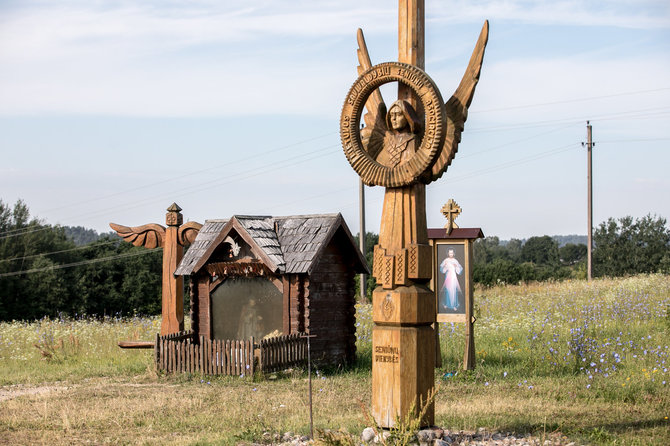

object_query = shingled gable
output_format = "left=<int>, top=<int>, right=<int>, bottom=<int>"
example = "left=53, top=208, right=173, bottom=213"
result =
left=176, top=213, right=368, bottom=277
left=175, top=216, right=284, bottom=276
left=275, top=213, right=368, bottom=275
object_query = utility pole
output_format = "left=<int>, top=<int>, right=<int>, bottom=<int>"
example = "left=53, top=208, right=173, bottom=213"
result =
left=585, top=121, right=594, bottom=281
left=359, top=178, right=367, bottom=300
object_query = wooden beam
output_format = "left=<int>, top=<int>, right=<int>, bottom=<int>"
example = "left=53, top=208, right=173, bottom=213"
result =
left=398, top=0, right=424, bottom=106
left=283, top=276, right=291, bottom=335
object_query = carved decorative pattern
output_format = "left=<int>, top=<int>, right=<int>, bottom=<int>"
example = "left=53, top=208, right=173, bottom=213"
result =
left=395, top=251, right=404, bottom=283
left=373, top=245, right=384, bottom=281
left=109, top=222, right=165, bottom=249
left=383, top=256, right=394, bottom=289
left=408, top=245, right=418, bottom=277
left=178, top=221, right=203, bottom=246
left=381, top=293, right=395, bottom=320
left=340, top=62, right=447, bottom=187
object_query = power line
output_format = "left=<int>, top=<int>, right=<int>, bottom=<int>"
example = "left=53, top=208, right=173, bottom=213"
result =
left=53, top=144, right=341, bottom=227
left=0, top=139, right=590, bottom=261
left=0, top=239, right=120, bottom=264
left=0, top=144, right=340, bottom=239
left=0, top=248, right=161, bottom=278
left=472, top=87, right=670, bottom=113
left=3, top=105, right=667, bottom=238
left=468, top=106, right=670, bottom=133
left=39, top=130, right=338, bottom=215
left=593, top=137, right=670, bottom=143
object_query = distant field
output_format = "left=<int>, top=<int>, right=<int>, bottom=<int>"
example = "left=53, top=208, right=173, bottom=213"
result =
left=1, top=275, right=669, bottom=445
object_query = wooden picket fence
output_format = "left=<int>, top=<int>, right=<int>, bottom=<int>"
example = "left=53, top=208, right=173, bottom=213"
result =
left=258, top=332, right=307, bottom=373
left=155, top=331, right=307, bottom=375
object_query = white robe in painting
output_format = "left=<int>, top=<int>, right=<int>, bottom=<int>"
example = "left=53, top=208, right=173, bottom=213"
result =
left=440, top=256, right=463, bottom=311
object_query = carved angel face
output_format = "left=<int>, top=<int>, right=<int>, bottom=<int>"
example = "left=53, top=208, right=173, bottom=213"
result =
left=388, top=105, right=408, bottom=131
left=385, top=99, right=420, bottom=134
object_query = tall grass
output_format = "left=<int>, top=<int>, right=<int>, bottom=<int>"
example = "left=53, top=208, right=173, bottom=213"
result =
left=0, top=315, right=160, bottom=384
left=0, top=274, right=668, bottom=445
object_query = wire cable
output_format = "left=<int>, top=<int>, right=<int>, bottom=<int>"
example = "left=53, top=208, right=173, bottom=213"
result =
left=0, top=239, right=120, bottom=264
left=0, top=248, right=161, bottom=278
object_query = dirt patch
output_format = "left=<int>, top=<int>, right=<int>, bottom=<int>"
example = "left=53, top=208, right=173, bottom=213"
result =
left=0, top=383, right=72, bottom=402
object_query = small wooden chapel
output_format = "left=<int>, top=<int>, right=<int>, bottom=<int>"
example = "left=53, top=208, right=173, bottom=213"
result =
left=174, top=213, right=368, bottom=366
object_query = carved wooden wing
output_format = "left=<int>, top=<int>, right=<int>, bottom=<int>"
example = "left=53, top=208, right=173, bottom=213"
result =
left=109, top=222, right=165, bottom=249
left=429, top=20, right=489, bottom=182
left=356, top=28, right=387, bottom=160
left=178, top=221, right=203, bottom=246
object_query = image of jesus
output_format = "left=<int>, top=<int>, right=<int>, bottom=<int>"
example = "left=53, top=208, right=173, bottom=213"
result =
left=439, top=248, right=463, bottom=311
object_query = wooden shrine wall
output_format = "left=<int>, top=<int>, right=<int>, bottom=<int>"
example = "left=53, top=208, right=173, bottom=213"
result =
left=305, top=230, right=357, bottom=365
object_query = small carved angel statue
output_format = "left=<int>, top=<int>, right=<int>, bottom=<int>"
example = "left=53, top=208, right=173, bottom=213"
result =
left=363, top=99, right=422, bottom=169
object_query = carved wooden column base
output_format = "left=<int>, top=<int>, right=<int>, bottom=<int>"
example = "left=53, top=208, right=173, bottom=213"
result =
left=371, top=285, right=435, bottom=428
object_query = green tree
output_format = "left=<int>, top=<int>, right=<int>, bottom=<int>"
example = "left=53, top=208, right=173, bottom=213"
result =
left=559, top=243, right=587, bottom=266
left=0, top=199, right=79, bottom=320
left=593, top=214, right=670, bottom=277
left=0, top=199, right=163, bottom=320
left=521, top=236, right=559, bottom=266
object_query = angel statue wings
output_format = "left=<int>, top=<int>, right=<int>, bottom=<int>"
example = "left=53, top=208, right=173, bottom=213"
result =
left=340, top=21, right=489, bottom=289
left=350, top=21, right=489, bottom=186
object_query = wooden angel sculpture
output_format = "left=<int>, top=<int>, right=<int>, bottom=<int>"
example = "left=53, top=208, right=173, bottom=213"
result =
left=110, top=203, right=202, bottom=335
left=339, top=7, right=489, bottom=429
left=340, top=21, right=489, bottom=288
left=351, top=22, right=489, bottom=186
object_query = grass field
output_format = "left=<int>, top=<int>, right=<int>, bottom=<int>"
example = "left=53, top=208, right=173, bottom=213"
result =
left=1, top=275, right=669, bottom=445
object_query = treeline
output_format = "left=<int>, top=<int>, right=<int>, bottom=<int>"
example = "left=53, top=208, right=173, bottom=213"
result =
left=0, top=200, right=162, bottom=321
left=356, top=214, right=670, bottom=293
left=2, top=198, right=669, bottom=320
left=473, top=214, right=670, bottom=285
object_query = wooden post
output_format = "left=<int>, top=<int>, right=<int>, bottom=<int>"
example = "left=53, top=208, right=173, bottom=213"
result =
left=586, top=121, right=593, bottom=281
left=163, top=204, right=184, bottom=335
left=110, top=203, right=201, bottom=336
left=283, top=276, right=291, bottom=334
left=371, top=0, right=434, bottom=429
left=463, top=240, right=476, bottom=370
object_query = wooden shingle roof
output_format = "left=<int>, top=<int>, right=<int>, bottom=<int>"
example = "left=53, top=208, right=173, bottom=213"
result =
left=175, top=213, right=367, bottom=276
left=235, top=216, right=284, bottom=271
left=174, top=219, right=227, bottom=276
left=275, top=214, right=343, bottom=274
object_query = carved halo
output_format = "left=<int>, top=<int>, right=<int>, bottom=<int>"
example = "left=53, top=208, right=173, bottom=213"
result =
left=340, top=62, right=447, bottom=187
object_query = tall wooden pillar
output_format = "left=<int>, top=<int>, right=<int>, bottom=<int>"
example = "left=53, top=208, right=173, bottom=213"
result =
left=371, top=0, right=434, bottom=428
left=110, top=203, right=202, bottom=337
left=162, top=204, right=185, bottom=335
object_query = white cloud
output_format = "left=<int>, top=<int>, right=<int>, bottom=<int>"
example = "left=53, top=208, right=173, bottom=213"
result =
left=0, top=0, right=668, bottom=118
left=429, top=0, right=670, bottom=29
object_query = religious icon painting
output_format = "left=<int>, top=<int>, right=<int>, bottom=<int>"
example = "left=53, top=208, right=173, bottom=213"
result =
left=436, top=242, right=467, bottom=315
left=429, top=237, right=475, bottom=324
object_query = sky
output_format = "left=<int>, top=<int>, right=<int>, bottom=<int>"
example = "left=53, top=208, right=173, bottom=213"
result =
left=1, top=0, right=669, bottom=241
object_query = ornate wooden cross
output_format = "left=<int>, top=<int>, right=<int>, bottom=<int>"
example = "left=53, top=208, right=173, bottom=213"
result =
left=441, top=199, right=462, bottom=235
left=340, top=0, right=488, bottom=428
left=110, top=203, right=202, bottom=335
